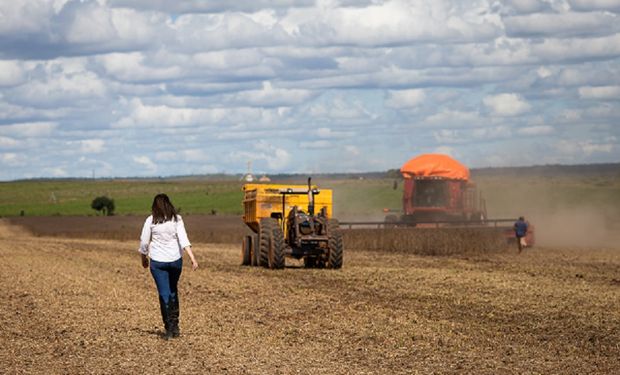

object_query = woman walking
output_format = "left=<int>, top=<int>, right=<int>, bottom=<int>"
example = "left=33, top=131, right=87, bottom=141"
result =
left=139, top=194, right=199, bottom=340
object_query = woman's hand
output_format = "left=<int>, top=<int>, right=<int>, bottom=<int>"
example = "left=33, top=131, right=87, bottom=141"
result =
left=184, top=246, right=199, bottom=271
left=141, top=254, right=149, bottom=269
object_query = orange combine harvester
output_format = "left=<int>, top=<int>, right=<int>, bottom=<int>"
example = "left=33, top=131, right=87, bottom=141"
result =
left=344, top=153, right=535, bottom=247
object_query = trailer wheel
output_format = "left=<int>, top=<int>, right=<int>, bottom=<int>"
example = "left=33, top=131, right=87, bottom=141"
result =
left=269, top=224, right=286, bottom=269
left=327, top=219, right=343, bottom=269
left=251, top=234, right=259, bottom=266
left=304, top=256, right=316, bottom=268
left=241, top=235, right=252, bottom=266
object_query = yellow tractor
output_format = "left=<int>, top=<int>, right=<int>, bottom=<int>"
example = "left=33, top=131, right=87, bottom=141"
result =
left=241, top=178, right=343, bottom=269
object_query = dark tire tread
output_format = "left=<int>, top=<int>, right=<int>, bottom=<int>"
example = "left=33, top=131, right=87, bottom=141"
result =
left=327, top=219, right=343, bottom=269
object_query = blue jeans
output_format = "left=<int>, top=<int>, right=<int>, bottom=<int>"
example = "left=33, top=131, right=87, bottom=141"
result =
left=150, top=258, right=183, bottom=304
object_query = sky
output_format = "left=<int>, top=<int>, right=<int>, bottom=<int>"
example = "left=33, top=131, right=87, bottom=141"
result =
left=0, top=0, right=619, bottom=180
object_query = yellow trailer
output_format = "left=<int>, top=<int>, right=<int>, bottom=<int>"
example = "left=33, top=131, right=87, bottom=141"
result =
left=240, top=178, right=343, bottom=269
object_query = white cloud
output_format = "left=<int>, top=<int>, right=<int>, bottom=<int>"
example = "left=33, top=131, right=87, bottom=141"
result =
left=502, top=0, right=550, bottom=14
left=568, top=0, right=620, bottom=12
left=578, top=86, right=620, bottom=99
left=517, top=125, right=554, bottom=136
left=108, top=0, right=315, bottom=13
left=433, top=145, right=456, bottom=156
left=231, top=140, right=291, bottom=171
left=173, top=13, right=291, bottom=51
left=504, top=12, right=620, bottom=38
left=0, top=152, right=27, bottom=166
left=385, top=89, right=426, bottom=109
left=10, top=69, right=107, bottom=107
left=425, top=110, right=483, bottom=127
left=1, top=1, right=620, bottom=179
left=306, top=96, right=375, bottom=121
left=286, top=1, right=500, bottom=47
left=300, top=140, right=332, bottom=149
left=433, top=129, right=464, bottom=144
left=0, top=136, right=19, bottom=148
left=79, top=139, right=105, bottom=154
left=0, top=61, right=24, bottom=86
left=223, top=81, right=316, bottom=107
left=43, top=167, right=68, bottom=177
left=483, top=93, right=531, bottom=116
left=181, top=149, right=209, bottom=162
left=98, top=52, right=183, bottom=82
left=555, top=138, right=617, bottom=156
left=0, top=1, right=53, bottom=36
left=113, top=99, right=267, bottom=128
left=133, top=155, right=157, bottom=173
left=531, top=33, right=620, bottom=62
left=0, top=122, right=58, bottom=137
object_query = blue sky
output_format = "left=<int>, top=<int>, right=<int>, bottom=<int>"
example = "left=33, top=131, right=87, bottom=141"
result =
left=0, top=0, right=619, bottom=180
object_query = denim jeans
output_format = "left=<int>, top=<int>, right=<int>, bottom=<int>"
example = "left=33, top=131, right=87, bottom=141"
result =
left=150, top=258, right=183, bottom=304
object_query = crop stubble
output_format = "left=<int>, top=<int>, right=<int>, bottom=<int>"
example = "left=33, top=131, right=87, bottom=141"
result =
left=1, top=220, right=619, bottom=374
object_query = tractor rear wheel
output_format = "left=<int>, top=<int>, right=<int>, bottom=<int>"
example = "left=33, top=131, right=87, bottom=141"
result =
left=327, top=219, right=343, bottom=269
left=258, top=218, right=275, bottom=268
left=269, top=224, right=286, bottom=269
left=241, top=235, right=251, bottom=266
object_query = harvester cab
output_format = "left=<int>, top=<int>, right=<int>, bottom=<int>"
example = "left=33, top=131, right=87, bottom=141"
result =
left=241, top=178, right=343, bottom=269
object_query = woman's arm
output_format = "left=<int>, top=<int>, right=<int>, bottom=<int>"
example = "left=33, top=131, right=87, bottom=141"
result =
left=138, top=216, right=152, bottom=268
left=175, top=216, right=198, bottom=270
left=184, top=246, right=199, bottom=271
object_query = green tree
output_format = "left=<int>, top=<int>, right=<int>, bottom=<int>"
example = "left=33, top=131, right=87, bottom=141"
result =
left=91, top=196, right=115, bottom=216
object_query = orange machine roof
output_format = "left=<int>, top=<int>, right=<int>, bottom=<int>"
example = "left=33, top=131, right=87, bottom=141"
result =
left=400, top=154, right=470, bottom=180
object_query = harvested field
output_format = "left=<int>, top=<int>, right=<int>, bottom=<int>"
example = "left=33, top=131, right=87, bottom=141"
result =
left=7, top=215, right=249, bottom=243
left=1, top=220, right=619, bottom=374
left=9, top=216, right=510, bottom=256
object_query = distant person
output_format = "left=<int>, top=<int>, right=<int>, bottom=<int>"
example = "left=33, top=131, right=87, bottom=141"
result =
left=514, top=216, right=529, bottom=253
left=138, top=193, right=199, bottom=340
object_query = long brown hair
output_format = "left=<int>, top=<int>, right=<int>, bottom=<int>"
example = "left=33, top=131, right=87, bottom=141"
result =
left=151, top=193, right=178, bottom=224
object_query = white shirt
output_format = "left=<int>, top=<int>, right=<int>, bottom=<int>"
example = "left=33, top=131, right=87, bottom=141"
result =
left=139, top=215, right=192, bottom=262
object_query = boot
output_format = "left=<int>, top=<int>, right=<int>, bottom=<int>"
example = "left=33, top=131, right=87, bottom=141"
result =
left=159, top=296, right=173, bottom=340
left=169, top=295, right=180, bottom=338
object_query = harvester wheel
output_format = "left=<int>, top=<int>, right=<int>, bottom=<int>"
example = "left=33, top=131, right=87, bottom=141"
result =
left=385, top=214, right=399, bottom=228
left=258, top=218, right=275, bottom=268
left=251, top=234, right=259, bottom=266
left=241, top=235, right=252, bottom=266
left=269, top=224, right=286, bottom=269
left=327, top=219, right=343, bottom=269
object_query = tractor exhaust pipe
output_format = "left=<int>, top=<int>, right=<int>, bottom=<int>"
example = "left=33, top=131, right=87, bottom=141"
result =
left=307, top=177, right=314, bottom=215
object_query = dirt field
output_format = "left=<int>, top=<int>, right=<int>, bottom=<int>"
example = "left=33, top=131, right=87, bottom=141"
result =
left=1, top=220, right=619, bottom=374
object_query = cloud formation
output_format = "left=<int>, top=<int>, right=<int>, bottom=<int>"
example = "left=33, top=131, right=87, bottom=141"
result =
left=0, top=0, right=619, bottom=180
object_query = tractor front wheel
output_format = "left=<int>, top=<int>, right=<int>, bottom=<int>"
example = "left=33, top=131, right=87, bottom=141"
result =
left=258, top=218, right=275, bottom=267
left=269, top=224, right=286, bottom=269
left=327, top=219, right=343, bottom=269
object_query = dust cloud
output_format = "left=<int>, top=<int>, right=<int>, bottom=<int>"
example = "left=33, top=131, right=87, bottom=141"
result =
left=527, top=207, right=620, bottom=248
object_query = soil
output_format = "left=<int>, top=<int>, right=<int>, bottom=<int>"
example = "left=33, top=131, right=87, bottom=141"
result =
left=7, top=215, right=249, bottom=243
left=1, top=219, right=619, bottom=374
